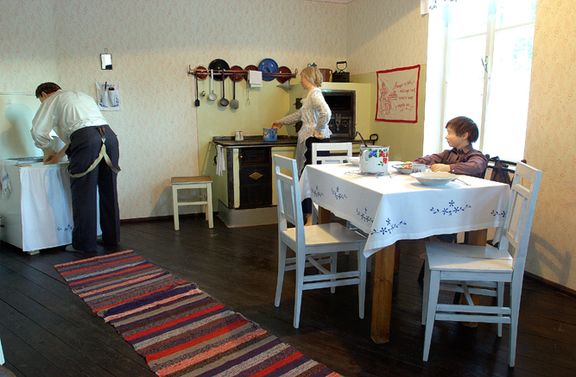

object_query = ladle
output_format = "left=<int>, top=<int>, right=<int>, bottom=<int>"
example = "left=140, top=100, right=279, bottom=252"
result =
left=194, top=74, right=200, bottom=107
left=219, top=70, right=229, bottom=107
left=230, top=79, right=239, bottom=109
left=207, top=70, right=217, bottom=101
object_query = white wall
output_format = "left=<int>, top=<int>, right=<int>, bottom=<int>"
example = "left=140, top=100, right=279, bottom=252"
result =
left=0, top=0, right=58, bottom=92
left=524, top=0, right=576, bottom=290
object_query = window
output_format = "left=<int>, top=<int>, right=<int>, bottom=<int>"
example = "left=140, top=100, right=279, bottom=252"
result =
left=424, top=0, right=537, bottom=161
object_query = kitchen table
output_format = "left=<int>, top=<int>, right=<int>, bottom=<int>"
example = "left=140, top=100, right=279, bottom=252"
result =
left=300, top=163, right=510, bottom=343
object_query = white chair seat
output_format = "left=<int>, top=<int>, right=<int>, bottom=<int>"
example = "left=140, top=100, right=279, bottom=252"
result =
left=282, top=223, right=366, bottom=248
left=427, top=241, right=513, bottom=273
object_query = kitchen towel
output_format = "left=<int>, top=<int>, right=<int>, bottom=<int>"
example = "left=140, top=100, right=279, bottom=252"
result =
left=216, top=144, right=226, bottom=176
left=248, top=70, right=262, bottom=88
left=0, top=161, right=10, bottom=198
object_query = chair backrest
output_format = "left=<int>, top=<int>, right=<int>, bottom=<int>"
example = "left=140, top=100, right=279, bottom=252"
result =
left=311, top=142, right=353, bottom=165
left=486, top=156, right=527, bottom=186
left=498, top=162, right=542, bottom=283
left=273, top=154, right=305, bottom=239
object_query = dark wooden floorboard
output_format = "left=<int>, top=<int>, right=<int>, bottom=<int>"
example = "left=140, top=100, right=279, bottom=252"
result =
left=1, top=216, right=575, bottom=377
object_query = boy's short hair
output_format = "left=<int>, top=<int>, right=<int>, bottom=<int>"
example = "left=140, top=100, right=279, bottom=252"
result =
left=446, top=116, right=479, bottom=143
left=35, top=82, right=61, bottom=98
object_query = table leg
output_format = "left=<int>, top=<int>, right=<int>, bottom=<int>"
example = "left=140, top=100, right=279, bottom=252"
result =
left=317, top=207, right=332, bottom=224
left=370, top=243, right=396, bottom=344
left=465, top=229, right=488, bottom=246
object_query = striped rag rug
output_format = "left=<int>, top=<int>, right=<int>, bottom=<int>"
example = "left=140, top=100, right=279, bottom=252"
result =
left=54, top=249, right=340, bottom=377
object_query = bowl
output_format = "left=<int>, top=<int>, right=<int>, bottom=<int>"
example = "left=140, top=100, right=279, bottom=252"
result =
left=349, top=156, right=360, bottom=166
left=410, top=171, right=457, bottom=186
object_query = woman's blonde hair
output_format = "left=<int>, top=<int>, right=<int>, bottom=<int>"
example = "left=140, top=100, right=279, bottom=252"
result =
left=300, top=66, right=323, bottom=87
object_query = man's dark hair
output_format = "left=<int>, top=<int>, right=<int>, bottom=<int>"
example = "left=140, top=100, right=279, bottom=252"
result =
left=446, top=116, right=479, bottom=143
left=35, top=82, right=61, bottom=98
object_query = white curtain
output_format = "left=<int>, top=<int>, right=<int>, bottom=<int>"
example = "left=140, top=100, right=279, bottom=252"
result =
left=421, top=0, right=459, bottom=15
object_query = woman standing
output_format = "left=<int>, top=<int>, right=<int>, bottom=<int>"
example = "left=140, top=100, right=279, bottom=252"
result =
left=272, top=66, right=332, bottom=224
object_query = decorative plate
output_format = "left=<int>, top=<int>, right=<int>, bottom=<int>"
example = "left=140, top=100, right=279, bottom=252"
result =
left=229, top=65, right=244, bottom=82
left=195, top=65, right=208, bottom=80
left=208, top=59, right=230, bottom=81
left=258, top=58, right=279, bottom=81
left=276, top=66, right=292, bottom=83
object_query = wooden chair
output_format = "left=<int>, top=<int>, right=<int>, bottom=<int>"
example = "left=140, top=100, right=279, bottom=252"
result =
left=171, top=176, right=213, bottom=230
left=310, top=142, right=353, bottom=224
left=311, top=142, right=353, bottom=165
left=272, top=154, right=367, bottom=328
left=421, top=162, right=542, bottom=367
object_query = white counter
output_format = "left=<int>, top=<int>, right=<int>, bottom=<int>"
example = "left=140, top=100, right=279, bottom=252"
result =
left=0, top=160, right=73, bottom=254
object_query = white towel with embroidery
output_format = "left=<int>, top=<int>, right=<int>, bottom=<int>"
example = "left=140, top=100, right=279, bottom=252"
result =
left=0, top=161, right=11, bottom=198
left=216, top=145, right=226, bottom=176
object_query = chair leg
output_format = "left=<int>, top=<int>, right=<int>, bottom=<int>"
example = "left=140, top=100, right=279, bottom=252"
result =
left=358, top=251, right=366, bottom=319
left=509, top=285, right=522, bottom=367
left=293, top=251, right=306, bottom=328
left=206, top=183, right=214, bottom=228
left=423, top=270, right=440, bottom=362
left=497, top=282, right=504, bottom=337
left=274, top=241, right=287, bottom=307
left=330, top=253, right=337, bottom=294
left=172, top=186, right=180, bottom=231
left=421, top=259, right=431, bottom=325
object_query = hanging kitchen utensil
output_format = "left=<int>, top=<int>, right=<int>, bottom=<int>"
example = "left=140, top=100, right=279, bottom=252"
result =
left=194, top=66, right=208, bottom=105
left=276, top=66, right=292, bottom=83
left=229, top=65, right=242, bottom=109
left=194, top=75, right=200, bottom=107
left=244, top=65, right=258, bottom=104
left=230, top=82, right=239, bottom=109
left=208, top=58, right=230, bottom=81
left=219, top=70, right=229, bottom=107
left=258, top=58, right=279, bottom=82
left=208, top=69, right=217, bottom=101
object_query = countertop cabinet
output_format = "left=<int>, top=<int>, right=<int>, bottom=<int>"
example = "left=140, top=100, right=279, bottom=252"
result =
left=0, top=161, right=73, bottom=253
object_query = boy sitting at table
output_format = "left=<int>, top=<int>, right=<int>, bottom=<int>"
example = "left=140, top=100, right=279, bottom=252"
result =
left=414, top=116, right=487, bottom=178
left=415, top=116, right=488, bottom=286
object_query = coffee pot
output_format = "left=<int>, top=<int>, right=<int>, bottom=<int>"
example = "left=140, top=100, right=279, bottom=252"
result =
left=359, top=146, right=390, bottom=174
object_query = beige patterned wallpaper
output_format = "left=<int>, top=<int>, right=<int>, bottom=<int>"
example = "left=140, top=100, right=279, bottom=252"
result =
left=524, top=0, right=576, bottom=290
left=50, top=0, right=348, bottom=219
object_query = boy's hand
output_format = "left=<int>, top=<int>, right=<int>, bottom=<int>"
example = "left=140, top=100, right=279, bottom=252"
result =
left=430, top=163, right=451, bottom=173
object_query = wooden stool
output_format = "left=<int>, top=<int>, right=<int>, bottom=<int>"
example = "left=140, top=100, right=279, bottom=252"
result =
left=171, top=176, right=213, bottom=230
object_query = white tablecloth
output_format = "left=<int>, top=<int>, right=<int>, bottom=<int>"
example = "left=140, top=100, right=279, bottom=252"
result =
left=300, top=164, right=510, bottom=257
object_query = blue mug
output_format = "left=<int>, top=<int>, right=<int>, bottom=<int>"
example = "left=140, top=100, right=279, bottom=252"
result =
left=263, top=128, right=277, bottom=142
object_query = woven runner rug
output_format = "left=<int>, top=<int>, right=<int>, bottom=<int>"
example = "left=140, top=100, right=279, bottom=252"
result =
left=54, top=250, right=340, bottom=377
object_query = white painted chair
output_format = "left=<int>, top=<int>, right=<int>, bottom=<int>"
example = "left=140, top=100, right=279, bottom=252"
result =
left=310, top=142, right=353, bottom=225
left=171, top=176, right=213, bottom=230
left=311, top=142, right=353, bottom=165
left=421, top=162, right=542, bottom=367
left=273, top=154, right=367, bottom=328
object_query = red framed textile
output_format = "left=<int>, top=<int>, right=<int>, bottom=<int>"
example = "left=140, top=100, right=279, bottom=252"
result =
left=375, top=64, right=421, bottom=123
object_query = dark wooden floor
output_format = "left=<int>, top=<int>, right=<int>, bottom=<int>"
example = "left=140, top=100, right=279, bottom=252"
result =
left=1, top=216, right=575, bottom=377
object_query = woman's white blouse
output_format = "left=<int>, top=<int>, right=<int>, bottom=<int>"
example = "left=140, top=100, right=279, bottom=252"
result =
left=276, top=87, right=332, bottom=173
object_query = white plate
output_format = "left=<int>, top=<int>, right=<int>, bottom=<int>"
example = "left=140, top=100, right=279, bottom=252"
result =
left=410, top=172, right=457, bottom=186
